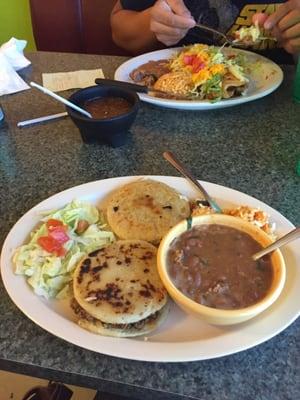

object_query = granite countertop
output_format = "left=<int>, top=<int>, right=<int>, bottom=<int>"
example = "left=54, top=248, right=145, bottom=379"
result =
left=0, top=52, right=299, bottom=400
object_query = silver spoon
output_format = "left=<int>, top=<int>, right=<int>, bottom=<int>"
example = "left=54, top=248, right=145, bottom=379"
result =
left=253, top=227, right=300, bottom=261
left=163, top=151, right=222, bottom=213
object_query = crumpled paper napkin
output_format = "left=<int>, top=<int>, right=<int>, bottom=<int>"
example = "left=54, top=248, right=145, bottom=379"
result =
left=0, top=37, right=31, bottom=96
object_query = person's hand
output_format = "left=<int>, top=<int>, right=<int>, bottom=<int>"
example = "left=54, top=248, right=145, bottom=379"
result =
left=150, top=0, right=195, bottom=46
left=253, top=0, right=300, bottom=55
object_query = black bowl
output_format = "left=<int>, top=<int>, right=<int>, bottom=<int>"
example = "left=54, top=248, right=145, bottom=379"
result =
left=67, top=85, right=140, bottom=147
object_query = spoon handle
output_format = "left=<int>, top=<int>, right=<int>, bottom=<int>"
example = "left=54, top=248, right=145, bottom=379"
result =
left=163, top=151, right=222, bottom=213
left=253, top=227, right=300, bottom=261
left=30, top=82, right=92, bottom=118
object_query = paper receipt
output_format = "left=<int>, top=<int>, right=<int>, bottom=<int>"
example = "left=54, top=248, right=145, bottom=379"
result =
left=42, top=69, right=105, bottom=92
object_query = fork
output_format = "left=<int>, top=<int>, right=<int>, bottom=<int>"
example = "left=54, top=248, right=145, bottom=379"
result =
left=163, top=151, right=222, bottom=213
left=194, top=23, right=235, bottom=46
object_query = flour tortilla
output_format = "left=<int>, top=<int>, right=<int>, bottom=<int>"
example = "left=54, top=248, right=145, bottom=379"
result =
left=222, top=72, right=247, bottom=98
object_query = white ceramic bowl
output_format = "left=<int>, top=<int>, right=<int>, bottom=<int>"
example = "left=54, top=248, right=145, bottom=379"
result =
left=157, top=214, right=286, bottom=325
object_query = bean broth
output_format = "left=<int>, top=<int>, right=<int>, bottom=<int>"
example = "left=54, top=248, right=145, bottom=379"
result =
left=167, top=224, right=273, bottom=309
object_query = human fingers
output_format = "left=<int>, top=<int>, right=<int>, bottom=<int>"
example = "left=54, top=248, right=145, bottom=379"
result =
left=150, top=19, right=188, bottom=39
left=282, top=36, right=300, bottom=53
left=166, top=0, right=192, bottom=17
left=151, top=0, right=195, bottom=29
left=252, top=12, right=268, bottom=26
left=277, top=9, right=300, bottom=32
left=271, top=25, right=284, bottom=42
left=264, top=2, right=292, bottom=30
left=281, top=20, right=300, bottom=40
left=155, top=33, right=185, bottom=46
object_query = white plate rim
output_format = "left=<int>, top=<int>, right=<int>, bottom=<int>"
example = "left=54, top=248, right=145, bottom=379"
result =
left=1, top=175, right=299, bottom=363
left=114, top=47, right=284, bottom=110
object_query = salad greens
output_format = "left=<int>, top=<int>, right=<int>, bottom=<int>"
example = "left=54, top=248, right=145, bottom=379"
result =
left=198, top=73, right=223, bottom=102
left=13, top=200, right=115, bottom=299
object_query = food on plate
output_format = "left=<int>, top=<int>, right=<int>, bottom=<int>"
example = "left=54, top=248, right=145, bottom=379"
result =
left=130, top=44, right=249, bottom=100
left=72, top=240, right=169, bottom=337
left=191, top=202, right=276, bottom=238
left=106, top=179, right=190, bottom=243
left=129, top=59, right=170, bottom=86
left=233, top=22, right=276, bottom=46
left=167, top=224, right=273, bottom=309
left=12, top=178, right=279, bottom=337
left=13, top=200, right=115, bottom=298
left=153, top=72, right=193, bottom=97
left=84, top=97, right=132, bottom=119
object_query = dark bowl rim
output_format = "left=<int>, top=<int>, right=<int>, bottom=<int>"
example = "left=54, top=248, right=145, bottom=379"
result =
left=67, top=85, right=140, bottom=122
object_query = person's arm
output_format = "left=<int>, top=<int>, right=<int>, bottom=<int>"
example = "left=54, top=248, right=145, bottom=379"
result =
left=111, top=0, right=158, bottom=54
left=111, top=1, right=158, bottom=54
left=111, top=0, right=195, bottom=54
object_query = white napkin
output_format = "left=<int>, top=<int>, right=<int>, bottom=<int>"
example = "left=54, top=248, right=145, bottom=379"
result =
left=0, top=37, right=31, bottom=96
left=42, top=69, right=105, bottom=92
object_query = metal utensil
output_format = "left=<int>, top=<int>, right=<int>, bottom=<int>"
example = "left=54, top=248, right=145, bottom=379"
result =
left=95, top=78, right=195, bottom=100
left=30, top=82, right=92, bottom=118
left=17, top=112, right=68, bottom=128
left=194, top=23, right=270, bottom=48
left=252, top=227, right=300, bottom=261
left=194, top=23, right=235, bottom=46
left=163, top=151, right=222, bottom=213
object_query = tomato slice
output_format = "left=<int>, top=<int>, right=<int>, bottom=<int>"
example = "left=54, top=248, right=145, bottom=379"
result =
left=183, top=54, right=196, bottom=65
left=38, top=236, right=62, bottom=253
left=48, top=226, right=69, bottom=244
left=55, top=246, right=67, bottom=257
left=37, top=236, right=67, bottom=256
left=191, top=57, right=206, bottom=73
left=46, top=219, right=64, bottom=231
left=39, top=219, right=69, bottom=256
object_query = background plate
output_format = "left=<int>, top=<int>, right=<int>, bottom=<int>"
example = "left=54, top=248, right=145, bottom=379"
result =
left=1, top=176, right=299, bottom=362
left=114, top=47, right=283, bottom=110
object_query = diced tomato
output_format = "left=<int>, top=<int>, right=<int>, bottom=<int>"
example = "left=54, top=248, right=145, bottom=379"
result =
left=39, top=218, right=69, bottom=256
left=183, top=54, right=196, bottom=65
left=191, top=57, right=206, bottom=73
left=55, top=246, right=67, bottom=257
left=48, top=226, right=69, bottom=244
left=46, top=219, right=64, bottom=231
left=37, top=236, right=67, bottom=256
left=38, top=236, right=63, bottom=253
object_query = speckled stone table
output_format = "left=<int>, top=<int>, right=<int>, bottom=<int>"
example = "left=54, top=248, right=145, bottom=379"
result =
left=0, top=52, right=299, bottom=400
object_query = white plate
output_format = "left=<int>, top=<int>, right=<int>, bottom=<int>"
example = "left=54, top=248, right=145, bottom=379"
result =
left=115, top=47, right=283, bottom=110
left=1, top=176, right=299, bottom=362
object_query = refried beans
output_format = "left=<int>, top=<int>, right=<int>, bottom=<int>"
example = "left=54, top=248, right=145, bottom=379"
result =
left=167, top=224, right=273, bottom=309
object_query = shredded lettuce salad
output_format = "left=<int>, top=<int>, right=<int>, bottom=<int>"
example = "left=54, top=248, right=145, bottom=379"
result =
left=170, top=44, right=249, bottom=101
left=13, top=200, right=115, bottom=299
